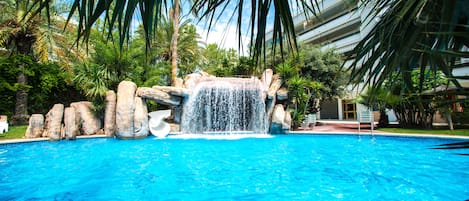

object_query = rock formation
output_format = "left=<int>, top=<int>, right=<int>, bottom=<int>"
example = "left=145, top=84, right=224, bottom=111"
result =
left=71, top=101, right=101, bottom=135
left=261, top=68, right=273, bottom=90
left=269, top=104, right=287, bottom=134
left=116, top=81, right=137, bottom=138
left=25, top=114, right=44, bottom=138
left=24, top=68, right=292, bottom=139
left=104, top=90, right=116, bottom=136
left=43, top=104, right=64, bottom=141
left=133, top=96, right=149, bottom=138
left=277, top=88, right=288, bottom=101
left=268, top=75, right=282, bottom=99
left=64, top=107, right=79, bottom=140
left=137, top=87, right=181, bottom=106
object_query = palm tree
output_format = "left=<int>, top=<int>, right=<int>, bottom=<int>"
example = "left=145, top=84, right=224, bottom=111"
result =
left=348, top=0, right=469, bottom=92
left=134, top=18, right=202, bottom=78
left=66, top=1, right=467, bottom=105
left=67, top=0, right=315, bottom=64
left=0, top=0, right=53, bottom=125
left=170, top=0, right=180, bottom=86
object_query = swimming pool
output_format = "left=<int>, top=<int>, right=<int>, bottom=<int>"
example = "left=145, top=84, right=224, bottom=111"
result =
left=1, top=134, right=468, bottom=200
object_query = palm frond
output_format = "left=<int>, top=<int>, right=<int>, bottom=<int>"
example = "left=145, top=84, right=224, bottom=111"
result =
left=348, top=0, right=469, bottom=94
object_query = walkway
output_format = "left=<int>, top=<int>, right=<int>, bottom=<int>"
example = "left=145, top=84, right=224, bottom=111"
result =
left=295, top=120, right=379, bottom=133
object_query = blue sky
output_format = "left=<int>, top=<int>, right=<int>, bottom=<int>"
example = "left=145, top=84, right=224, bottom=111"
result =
left=59, top=0, right=276, bottom=54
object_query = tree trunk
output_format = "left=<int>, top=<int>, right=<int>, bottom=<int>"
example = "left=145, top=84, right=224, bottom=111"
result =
left=11, top=36, right=35, bottom=125
left=445, top=106, right=454, bottom=130
left=11, top=64, right=29, bottom=125
left=170, top=0, right=180, bottom=86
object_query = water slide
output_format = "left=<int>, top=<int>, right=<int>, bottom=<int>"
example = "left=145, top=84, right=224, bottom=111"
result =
left=148, top=110, right=171, bottom=138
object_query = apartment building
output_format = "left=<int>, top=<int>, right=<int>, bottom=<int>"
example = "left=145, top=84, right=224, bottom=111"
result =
left=266, top=0, right=381, bottom=121
left=267, top=0, right=468, bottom=122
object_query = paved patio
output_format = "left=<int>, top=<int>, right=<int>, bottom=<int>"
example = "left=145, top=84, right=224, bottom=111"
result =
left=295, top=120, right=379, bottom=134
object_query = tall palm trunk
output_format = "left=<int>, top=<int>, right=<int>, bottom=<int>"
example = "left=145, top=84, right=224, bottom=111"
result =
left=10, top=34, right=35, bottom=125
left=170, top=0, right=180, bottom=86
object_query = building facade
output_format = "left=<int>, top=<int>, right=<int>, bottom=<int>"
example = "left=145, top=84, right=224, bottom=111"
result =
left=267, top=0, right=469, bottom=122
left=266, top=0, right=384, bottom=121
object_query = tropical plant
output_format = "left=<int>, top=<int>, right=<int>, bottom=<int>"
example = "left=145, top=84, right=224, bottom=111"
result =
left=347, top=0, right=469, bottom=128
left=66, top=0, right=324, bottom=64
left=73, top=62, right=116, bottom=113
left=358, top=86, right=399, bottom=127
left=170, top=0, right=181, bottom=86
left=276, top=44, right=346, bottom=128
left=0, top=55, right=82, bottom=116
left=360, top=69, right=449, bottom=128
left=135, top=19, right=202, bottom=80
left=349, top=0, right=469, bottom=87
left=201, top=43, right=239, bottom=76
left=0, top=0, right=74, bottom=125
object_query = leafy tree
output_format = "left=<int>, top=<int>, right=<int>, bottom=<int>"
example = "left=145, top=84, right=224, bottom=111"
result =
left=358, top=86, right=399, bottom=128
left=233, top=56, right=256, bottom=76
left=201, top=44, right=241, bottom=76
left=67, top=0, right=324, bottom=66
left=276, top=44, right=347, bottom=128
left=0, top=0, right=54, bottom=124
left=131, top=19, right=202, bottom=84
left=0, top=0, right=82, bottom=124
left=73, top=62, right=116, bottom=113
left=349, top=0, right=468, bottom=88
left=347, top=0, right=469, bottom=129
left=359, top=69, right=448, bottom=128
left=0, top=55, right=82, bottom=116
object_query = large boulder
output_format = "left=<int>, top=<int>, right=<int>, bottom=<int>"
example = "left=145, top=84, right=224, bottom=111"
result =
left=71, top=101, right=101, bottom=135
left=174, top=78, right=185, bottom=88
left=133, top=97, right=149, bottom=138
left=43, top=104, right=64, bottom=141
left=183, top=72, right=202, bottom=90
left=64, top=107, right=79, bottom=140
left=116, top=81, right=137, bottom=138
left=172, top=105, right=183, bottom=124
left=268, top=74, right=282, bottom=99
left=183, top=71, right=214, bottom=90
left=261, top=69, right=273, bottom=91
left=266, top=96, right=276, bottom=124
left=25, top=114, right=44, bottom=138
left=277, top=87, right=288, bottom=101
left=152, top=86, right=191, bottom=97
left=137, top=87, right=182, bottom=106
left=283, top=111, right=292, bottom=132
left=104, top=90, right=117, bottom=137
left=269, top=104, right=287, bottom=134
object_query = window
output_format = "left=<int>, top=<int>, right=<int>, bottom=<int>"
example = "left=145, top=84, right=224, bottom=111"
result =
left=342, top=100, right=356, bottom=120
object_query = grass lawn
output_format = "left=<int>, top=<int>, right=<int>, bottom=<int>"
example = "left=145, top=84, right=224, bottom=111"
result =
left=0, top=125, right=27, bottom=140
left=378, top=127, right=469, bottom=136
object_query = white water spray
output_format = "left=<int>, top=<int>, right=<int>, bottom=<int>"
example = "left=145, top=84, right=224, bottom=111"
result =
left=181, top=77, right=268, bottom=134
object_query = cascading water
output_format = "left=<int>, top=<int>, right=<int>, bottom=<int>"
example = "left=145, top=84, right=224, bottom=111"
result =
left=181, top=77, right=268, bottom=134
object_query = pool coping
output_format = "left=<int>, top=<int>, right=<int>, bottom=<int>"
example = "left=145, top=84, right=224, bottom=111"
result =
left=1, top=132, right=468, bottom=145
left=290, top=131, right=469, bottom=140
left=0, top=135, right=110, bottom=145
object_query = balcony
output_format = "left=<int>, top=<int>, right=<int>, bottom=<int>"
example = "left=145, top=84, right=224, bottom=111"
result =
left=298, top=11, right=361, bottom=44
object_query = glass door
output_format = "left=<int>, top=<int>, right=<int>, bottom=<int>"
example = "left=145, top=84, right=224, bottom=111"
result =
left=342, top=100, right=356, bottom=120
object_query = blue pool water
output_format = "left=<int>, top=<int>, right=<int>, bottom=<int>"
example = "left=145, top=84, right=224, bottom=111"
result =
left=0, top=134, right=468, bottom=200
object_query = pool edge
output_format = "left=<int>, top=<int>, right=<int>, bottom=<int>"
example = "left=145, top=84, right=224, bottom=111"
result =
left=290, top=131, right=469, bottom=139
left=0, top=135, right=110, bottom=145
left=1, top=132, right=468, bottom=145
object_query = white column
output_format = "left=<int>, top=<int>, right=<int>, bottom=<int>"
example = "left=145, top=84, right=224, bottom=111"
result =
left=338, top=98, right=343, bottom=120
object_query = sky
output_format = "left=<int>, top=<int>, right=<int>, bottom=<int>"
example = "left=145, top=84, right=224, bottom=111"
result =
left=181, top=1, right=256, bottom=55
left=58, top=0, right=275, bottom=55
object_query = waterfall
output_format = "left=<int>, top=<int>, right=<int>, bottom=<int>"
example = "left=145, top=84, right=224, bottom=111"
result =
left=181, top=77, right=268, bottom=134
